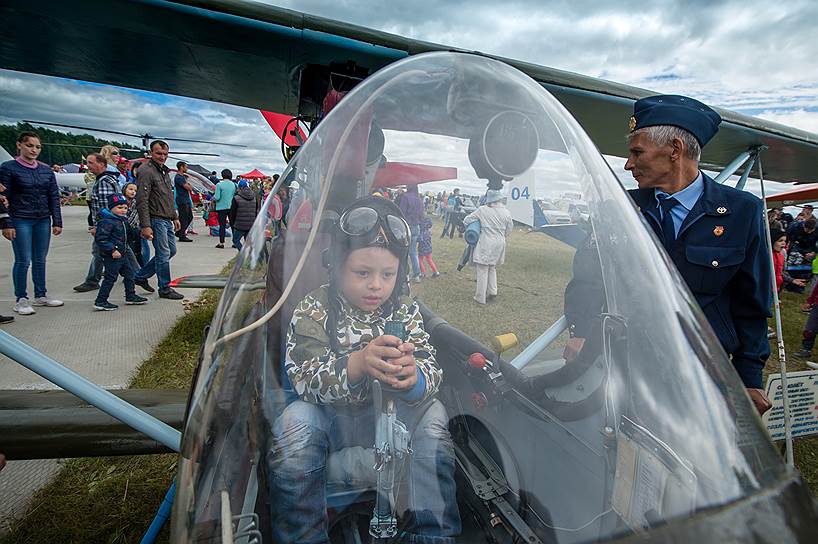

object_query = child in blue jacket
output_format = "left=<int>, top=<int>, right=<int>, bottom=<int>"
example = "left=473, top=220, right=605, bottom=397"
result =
left=93, top=194, right=148, bottom=311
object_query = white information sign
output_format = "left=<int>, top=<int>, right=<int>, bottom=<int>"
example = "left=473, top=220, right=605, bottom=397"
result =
left=762, top=370, right=818, bottom=440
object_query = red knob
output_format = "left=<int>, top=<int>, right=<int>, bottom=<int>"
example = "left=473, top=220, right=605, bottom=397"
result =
left=468, top=352, right=487, bottom=369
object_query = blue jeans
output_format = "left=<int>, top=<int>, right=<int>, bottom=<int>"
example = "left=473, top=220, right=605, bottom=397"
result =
left=10, top=217, right=52, bottom=301
left=84, top=240, right=104, bottom=285
left=141, top=237, right=151, bottom=263
left=268, top=399, right=460, bottom=544
left=95, top=253, right=136, bottom=304
left=232, top=229, right=248, bottom=250
left=135, top=218, right=177, bottom=291
left=409, top=225, right=421, bottom=277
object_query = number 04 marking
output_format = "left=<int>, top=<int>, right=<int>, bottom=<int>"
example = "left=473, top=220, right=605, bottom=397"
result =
left=510, top=186, right=530, bottom=200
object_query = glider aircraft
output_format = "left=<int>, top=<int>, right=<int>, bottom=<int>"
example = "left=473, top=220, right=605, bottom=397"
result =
left=1, top=2, right=818, bottom=543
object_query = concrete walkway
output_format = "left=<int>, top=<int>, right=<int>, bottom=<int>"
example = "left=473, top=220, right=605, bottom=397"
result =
left=0, top=206, right=235, bottom=533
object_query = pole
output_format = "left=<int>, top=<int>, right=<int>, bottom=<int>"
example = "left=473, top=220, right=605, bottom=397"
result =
left=735, top=157, right=756, bottom=192
left=0, top=330, right=181, bottom=452
left=140, top=480, right=176, bottom=544
left=713, top=150, right=752, bottom=184
left=757, top=152, right=795, bottom=468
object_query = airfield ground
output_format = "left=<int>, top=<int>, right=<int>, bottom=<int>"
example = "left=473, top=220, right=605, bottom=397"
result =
left=1, top=215, right=816, bottom=543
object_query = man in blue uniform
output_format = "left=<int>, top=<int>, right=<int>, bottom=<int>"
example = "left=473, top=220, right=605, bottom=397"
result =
left=565, top=95, right=773, bottom=414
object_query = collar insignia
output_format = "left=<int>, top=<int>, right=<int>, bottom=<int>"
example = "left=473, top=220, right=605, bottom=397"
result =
left=716, top=206, right=727, bottom=214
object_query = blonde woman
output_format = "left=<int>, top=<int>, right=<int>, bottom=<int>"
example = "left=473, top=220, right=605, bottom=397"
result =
left=100, top=145, right=126, bottom=187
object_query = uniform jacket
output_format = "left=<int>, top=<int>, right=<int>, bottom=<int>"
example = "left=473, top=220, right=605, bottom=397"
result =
left=0, top=159, right=62, bottom=227
left=464, top=203, right=514, bottom=266
left=94, top=208, right=129, bottom=256
left=286, top=285, right=442, bottom=406
left=628, top=173, right=772, bottom=388
left=228, top=186, right=260, bottom=231
left=135, top=159, right=177, bottom=227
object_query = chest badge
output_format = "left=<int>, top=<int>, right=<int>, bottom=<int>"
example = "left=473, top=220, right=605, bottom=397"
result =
left=716, top=206, right=727, bottom=215
left=713, top=225, right=725, bottom=237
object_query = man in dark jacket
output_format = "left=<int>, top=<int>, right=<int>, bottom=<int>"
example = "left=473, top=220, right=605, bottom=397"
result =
left=785, top=217, right=818, bottom=288
left=134, top=140, right=184, bottom=300
left=74, top=153, right=120, bottom=292
left=565, top=95, right=773, bottom=415
left=228, top=179, right=259, bottom=250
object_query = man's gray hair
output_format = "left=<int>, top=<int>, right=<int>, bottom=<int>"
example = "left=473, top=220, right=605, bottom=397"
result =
left=629, top=125, right=701, bottom=161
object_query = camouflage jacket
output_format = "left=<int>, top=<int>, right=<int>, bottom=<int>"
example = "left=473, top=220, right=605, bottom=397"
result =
left=285, top=285, right=442, bottom=406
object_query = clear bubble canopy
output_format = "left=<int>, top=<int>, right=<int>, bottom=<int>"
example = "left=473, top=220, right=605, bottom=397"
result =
left=172, top=52, right=784, bottom=543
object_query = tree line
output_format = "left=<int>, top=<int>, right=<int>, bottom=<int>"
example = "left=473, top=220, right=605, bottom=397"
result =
left=0, top=123, right=134, bottom=166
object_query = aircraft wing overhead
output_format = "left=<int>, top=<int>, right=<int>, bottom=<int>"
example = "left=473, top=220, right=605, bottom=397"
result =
left=1, top=0, right=816, bottom=182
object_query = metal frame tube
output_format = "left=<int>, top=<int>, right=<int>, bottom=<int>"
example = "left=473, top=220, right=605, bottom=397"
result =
left=509, top=315, right=568, bottom=370
left=713, top=150, right=752, bottom=184
left=0, top=330, right=182, bottom=452
left=757, top=155, right=795, bottom=468
left=735, top=157, right=756, bottom=191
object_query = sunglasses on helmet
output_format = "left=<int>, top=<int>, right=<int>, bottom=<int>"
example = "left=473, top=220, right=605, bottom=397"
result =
left=338, top=206, right=410, bottom=248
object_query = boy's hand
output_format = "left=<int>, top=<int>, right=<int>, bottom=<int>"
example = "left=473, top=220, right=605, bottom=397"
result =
left=389, top=342, right=419, bottom=390
left=347, top=335, right=404, bottom=385
left=112, top=250, right=122, bottom=259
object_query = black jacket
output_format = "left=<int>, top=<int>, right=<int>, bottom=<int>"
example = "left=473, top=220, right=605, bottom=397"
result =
left=0, top=159, right=62, bottom=227
left=95, top=208, right=129, bottom=256
left=229, top=187, right=260, bottom=231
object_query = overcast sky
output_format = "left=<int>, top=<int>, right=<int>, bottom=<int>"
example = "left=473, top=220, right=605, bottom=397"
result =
left=0, top=0, right=816, bottom=191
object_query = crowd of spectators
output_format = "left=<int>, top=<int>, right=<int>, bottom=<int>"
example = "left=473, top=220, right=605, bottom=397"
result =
left=0, top=130, right=286, bottom=319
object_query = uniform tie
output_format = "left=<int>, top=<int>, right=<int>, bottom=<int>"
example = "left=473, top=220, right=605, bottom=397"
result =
left=658, top=194, right=679, bottom=250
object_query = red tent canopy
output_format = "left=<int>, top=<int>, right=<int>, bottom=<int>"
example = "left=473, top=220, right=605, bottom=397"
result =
left=260, top=110, right=307, bottom=147
left=766, top=184, right=818, bottom=206
left=239, top=168, right=267, bottom=180
left=373, top=162, right=457, bottom=188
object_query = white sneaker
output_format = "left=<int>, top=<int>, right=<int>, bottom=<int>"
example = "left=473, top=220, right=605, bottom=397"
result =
left=32, top=296, right=64, bottom=307
left=13, top=298, right=36, bottom=315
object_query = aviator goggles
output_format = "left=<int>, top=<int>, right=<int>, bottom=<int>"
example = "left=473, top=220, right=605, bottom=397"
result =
left=338, top=206, right=411, bottom=248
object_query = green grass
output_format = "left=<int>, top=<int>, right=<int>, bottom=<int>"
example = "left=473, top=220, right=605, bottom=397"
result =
left=765, top=289, right=818, bottom=490
left=414, top=219, right=573, bottom=358
left=0, top=290, right=221, bottom=544
left=3, top=220, right=818, bottom=543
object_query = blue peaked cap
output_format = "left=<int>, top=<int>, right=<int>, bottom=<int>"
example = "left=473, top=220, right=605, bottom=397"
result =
left=630, top=95, right=722, bottom=147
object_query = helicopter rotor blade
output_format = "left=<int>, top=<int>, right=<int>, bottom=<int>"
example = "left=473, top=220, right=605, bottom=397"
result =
left=152, top=136, right=246, bottom=148
left=40, top=143, right=142, bottom=153
left=24, top=120, right=245, bottom=150
left=22, top=120, right=141, bottom=139
left=168, top=151, right=221, bottom=157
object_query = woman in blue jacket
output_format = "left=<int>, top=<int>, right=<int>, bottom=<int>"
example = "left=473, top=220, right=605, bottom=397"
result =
left=0, top=131, right=64, bottom=316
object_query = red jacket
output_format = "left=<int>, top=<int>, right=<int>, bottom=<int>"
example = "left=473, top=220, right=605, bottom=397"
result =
left=773, top=250, right=784, bottom=291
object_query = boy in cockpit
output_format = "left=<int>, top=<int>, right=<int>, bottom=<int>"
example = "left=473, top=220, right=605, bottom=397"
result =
left=268, top=196, right=461, bottom=544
